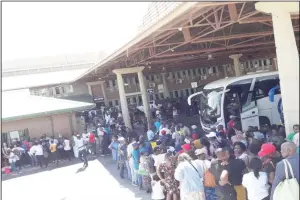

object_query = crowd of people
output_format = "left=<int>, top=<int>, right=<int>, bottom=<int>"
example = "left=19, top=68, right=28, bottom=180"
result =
left=1, top=134, right=75, bottom=174
left=2, top=103, right=299, bottom=200
left=95, top=108, right=299, bottom=200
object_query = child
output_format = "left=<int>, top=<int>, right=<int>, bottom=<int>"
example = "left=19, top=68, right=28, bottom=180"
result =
left=151, top=174, right=165, bottom=200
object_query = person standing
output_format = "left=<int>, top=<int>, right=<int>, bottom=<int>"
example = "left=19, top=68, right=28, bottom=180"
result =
left=271, top=142, right=299, bottom=200
left=76, top=134, right=88, bottom=168
left=72, top=133, right=79, bottom=158
left=63, top=137, right=72, bottom=161
left=49, top=140, right=59, bottom=166
left=242, top=157, right=269, bottom=200
left=31, top=141, right=47, bottom=168
left=89, top=131, right=96, bottom=155
left=157, top=152, right=179, bottom=200
left=175, top=152, right=205, bottom=200
left=118, top=137, right=127, bottom=179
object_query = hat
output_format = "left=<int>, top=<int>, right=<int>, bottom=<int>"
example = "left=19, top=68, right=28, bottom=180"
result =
left=118, top=137, right=125, bottom=141
left=193, top=139, right=202, bottom=149
left=195, top=148, right=208, bottom=156
left=191, top=125, right=197, bottom=129
left=76, top=134, right=80, bottom=137
left=161, top=130, right=166, bottom=135
left=181, top=144, right=191, bottom=151
left=253, top=132, right=265, bottom=141
left=230, top=115, right=236, bottom=119
left=192, top=133, right=198, bottom=140
left=206, top=132, right=217, bottom=138
left=167, top=146, right=175, bottom=152
left=258, top=143, right=276, bottom=157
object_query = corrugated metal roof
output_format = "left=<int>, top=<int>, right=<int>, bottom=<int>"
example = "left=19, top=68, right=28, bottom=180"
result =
left=2, top=68, right=89, bottom=91
left=3, top=51, right=107, bottom=71
left=2, top=90, right=95, bottom=122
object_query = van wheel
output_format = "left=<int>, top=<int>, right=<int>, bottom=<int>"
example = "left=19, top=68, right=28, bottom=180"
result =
left=259, top=116, right=270, bottom=127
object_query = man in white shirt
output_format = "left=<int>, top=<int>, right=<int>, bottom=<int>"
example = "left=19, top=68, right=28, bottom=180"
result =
left=127, top=138, right=136, bottom=185
left=30, top=142, right=47, bottom=168
left=76, top=134, right=88, bottom=168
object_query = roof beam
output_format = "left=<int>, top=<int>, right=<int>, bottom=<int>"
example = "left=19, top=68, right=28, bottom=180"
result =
left=239, top=14, right=300, bottom=24
left=228, top=4, right=238, bottom=21
left=182, top=27, right=192, bottom=42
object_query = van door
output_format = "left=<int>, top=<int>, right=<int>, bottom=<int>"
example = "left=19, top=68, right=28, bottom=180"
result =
left=240, top=106, right=260, bottom=132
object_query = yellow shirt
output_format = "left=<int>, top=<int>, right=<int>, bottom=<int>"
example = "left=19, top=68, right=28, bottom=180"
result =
left=50, top=143, right=57, bottom=153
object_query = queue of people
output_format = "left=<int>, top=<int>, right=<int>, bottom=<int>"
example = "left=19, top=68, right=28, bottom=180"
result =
left=104, top=117, right=299, bottom=200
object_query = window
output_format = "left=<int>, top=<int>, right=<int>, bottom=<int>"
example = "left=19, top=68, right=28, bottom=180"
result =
left=177, top=71, right=181, bottom=78
left=133, top=97, right=137, bottom=104
left=49, top=88, right=54, bottom=96
left=180, top=90, right=184, bottom=97
left=198, top=68, right=202, bottom=75
left=160, top=93, right=164, bottom=99
left=202, top=68, right=207, bottom=75
left=170, top=91, right=173, bottom=98
left=112, top=80, right=116, bottom=87
left=185, top=89, right=190, bottom=96
left=192, top=69, right=197, bottom=76
left=226, top=78, right=253, bottom=107
left=55, top=87, right=60, bottom=95
left=127, top=98, right=131, bottom=104
left=187, top=70, right=191, bottom=76
left=190, top=88, right=194, bottom=94
left=61, top=86, right=65, bottom=94
left=155, top=94, right=159, bottom=100
left=135, top=76, right=139, bottom=84
left=182, top=70, right=186, bottom=76
left=213, top=66, right=217, bottom=73
left=138, top=95, right=142, bottom=105
left=2, top=129, right=30, bottom=146
left=253, top=75, right=280, bottom=101
left=172, top=72, right=176, bottom=79
left=115, top=99, right=119, bottom=105
left=105, top=80, right=110, bottom=87
left=145, top=75, right=149, bottom=80
left=123, top=77, right=128, bottom=84
left=174, top=91, right=179, bottom=98
left=109, top=101, right=113, bottom=107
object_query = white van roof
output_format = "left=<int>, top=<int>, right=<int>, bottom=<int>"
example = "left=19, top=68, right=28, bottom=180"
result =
left=204, top=71, right=279, bottom=90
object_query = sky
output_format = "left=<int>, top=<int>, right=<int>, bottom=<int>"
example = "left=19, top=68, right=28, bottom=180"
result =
left=2, top=2, right=150, bottom=62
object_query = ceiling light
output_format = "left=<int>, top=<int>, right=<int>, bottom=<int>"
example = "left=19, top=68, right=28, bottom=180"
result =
left=171, top=49, right=174, bottom=52
left=124, top=83, right=129, bottom=86
left=148, top=66, right=151, bottom=69
left=178, top=27, right=183, bottom=31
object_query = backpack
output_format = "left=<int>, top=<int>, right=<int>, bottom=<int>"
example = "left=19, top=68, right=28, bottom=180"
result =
left=273, top=159, right=299, bottom=200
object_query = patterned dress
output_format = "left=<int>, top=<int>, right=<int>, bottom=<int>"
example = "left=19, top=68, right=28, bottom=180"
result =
left=158, top=156, right=179, bottom=194
left=140, top=155, right=154, bottom=190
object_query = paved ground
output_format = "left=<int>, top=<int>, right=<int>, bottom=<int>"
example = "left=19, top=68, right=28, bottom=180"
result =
left=2, top=156, right=151, bottom=200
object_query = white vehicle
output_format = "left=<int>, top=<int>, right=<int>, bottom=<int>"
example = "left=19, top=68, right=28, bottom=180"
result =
left=188, top=71, right=282, bottom=132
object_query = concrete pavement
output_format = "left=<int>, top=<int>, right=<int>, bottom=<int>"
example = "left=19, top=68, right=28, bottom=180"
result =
left=2, top=156, right=151, bottom=200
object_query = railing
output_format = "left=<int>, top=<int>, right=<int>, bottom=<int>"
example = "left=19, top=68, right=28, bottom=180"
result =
left=138, top=2, right=184, bottom=33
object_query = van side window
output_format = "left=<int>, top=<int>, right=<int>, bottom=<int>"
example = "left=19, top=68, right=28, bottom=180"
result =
left=253, top=75, right=280, bottom=100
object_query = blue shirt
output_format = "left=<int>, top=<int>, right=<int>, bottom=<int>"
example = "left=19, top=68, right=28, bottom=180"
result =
left=132, top=149, right=140, bottom=170
left=154, top=121, right=161, bottom=132
left=147, top=130, right=155, bottom=141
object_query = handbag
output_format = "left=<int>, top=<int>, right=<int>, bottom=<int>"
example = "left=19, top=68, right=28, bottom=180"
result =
left=202, top=162, right=217, bottom=187
left=273, top=159, right=299, bottom=200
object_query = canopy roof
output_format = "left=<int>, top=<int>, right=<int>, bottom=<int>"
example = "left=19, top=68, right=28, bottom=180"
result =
left=75, top=2, right=299, bottom=80
left=2, top=91, right=95, bottom=122
left=2, top=68, right=89, bottom=91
